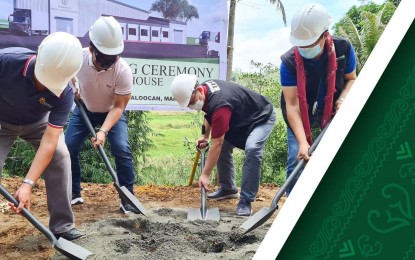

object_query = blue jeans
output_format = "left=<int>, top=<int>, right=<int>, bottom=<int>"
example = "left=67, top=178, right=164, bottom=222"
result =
left=286, top=124, right=322, bottom=196
left=286, top=127, right=301, bottom=196
left=65, top=106, right=135, bottom=195
left=217, top=108, right=276, bottom=202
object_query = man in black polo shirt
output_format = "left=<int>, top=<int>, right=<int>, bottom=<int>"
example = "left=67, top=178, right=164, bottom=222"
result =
left=0, top=32, right=85, bottom=240
left=171, top=74, right=276, bottom=216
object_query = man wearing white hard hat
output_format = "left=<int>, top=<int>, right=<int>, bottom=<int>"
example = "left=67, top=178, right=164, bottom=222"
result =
left=65, top=16, right=139, bottom=214
left=280, top=3, right=357, bottom=195
left=0, top=32, right=86, bottom=240
left=171, top=74, right=276, bottom=216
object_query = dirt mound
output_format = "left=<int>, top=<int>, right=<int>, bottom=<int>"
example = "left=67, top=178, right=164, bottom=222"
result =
left=0, top=177, right=284, bottom=259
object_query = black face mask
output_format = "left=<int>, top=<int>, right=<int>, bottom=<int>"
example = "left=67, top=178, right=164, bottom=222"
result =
left=93, top=49, right=118, bottom=69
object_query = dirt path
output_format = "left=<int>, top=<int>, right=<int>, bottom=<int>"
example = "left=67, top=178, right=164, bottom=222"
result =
left=0, top=177, right=285, bottom=259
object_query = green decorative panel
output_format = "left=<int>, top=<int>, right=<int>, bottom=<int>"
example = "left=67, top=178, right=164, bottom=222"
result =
left=277, top=21, right=415, bottom=260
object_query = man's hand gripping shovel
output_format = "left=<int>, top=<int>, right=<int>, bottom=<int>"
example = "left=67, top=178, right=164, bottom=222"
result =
left=73, top=97, right=147, bottom=216
left=187, top=125, right=220, bottom=221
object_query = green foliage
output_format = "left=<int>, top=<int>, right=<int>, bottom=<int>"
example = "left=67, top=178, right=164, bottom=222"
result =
left=77, top=140, right=113, bottom=184
left=77, top=111, right=155, bottom=185
left=232, top=61, right=288, bottom=186
left=334, top=3, right=383, bottom=34
left=4, top=111, right=155, bottom=185
left=387, top=0, right=401, bottom=7
left=334, top=1, right=396, bottom=72
left=3, top=138, right=35, bottom=177
left=150, top=0, right=199, bottom=22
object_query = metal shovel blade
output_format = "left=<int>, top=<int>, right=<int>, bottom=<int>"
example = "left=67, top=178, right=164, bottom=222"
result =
left=187, top=186, right=220, bottom=221
left=187, top=207, right=221, bottom=221
left=114, top=184, right=147, bottom=216
left=55, top=238, right=93, bottom=260
left=240, top=206, right=278, bottom=234
left=204, top=207, right=220, bottom=221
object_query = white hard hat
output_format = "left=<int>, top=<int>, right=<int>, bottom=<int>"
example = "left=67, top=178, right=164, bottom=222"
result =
left=35, top=32, right=83, bottom=97
left=289, top=3, right=332, bottom=47
left=171, top=74, right=198, bottom=107
left=89, top=16, right=124, bottom=55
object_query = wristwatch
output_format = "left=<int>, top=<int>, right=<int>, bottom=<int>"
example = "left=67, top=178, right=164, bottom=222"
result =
left=23, top=178, right=35, bottom=188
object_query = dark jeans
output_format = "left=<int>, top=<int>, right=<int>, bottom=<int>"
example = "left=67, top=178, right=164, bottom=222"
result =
left=65, top=106, right=135, bottom=195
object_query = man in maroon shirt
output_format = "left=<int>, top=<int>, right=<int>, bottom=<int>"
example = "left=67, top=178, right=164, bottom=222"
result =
left=171, top=74, right=276, bottom=216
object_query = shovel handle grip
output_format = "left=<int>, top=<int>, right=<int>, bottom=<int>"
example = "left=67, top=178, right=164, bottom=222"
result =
left=74, top=99, right=120, bottom=186
left=0, top=184, right=57, bottom=243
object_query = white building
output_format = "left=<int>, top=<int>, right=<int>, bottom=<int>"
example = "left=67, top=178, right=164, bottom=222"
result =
left=13, top=0, right=187, bottom=43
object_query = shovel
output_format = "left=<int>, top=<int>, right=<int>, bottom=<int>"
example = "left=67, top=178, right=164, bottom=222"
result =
left=240, top=120, right=332, bottom=234
left=187, top=126, right=220, bottom=221
left=74, top=99, right=147, bottom=216
left=0, top=184, right=93, bottom=259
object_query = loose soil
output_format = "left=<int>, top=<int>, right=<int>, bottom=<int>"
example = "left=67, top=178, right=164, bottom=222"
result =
left=0, top=177, right=285, bottom=259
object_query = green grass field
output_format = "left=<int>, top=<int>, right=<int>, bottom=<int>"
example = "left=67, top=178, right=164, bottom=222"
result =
left=146, top=111, right=204, bottom=158
left=0, top=19, right=9, bottom=29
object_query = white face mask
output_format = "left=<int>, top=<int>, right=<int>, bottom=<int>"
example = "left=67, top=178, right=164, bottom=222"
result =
left=298, top=43, right=322, bottom=59
left=189, top=100, right=204, bottom=111
left=188, top=92, right=204, bottom=111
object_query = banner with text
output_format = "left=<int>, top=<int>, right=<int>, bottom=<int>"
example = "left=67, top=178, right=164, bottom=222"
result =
left=0, top=0, right=228, bottom=110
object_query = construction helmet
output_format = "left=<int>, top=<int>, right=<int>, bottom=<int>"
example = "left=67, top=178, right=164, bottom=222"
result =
left=89, top=16, right=124, bottom=55
left=35, top=32, right=83, bottom=97
left=289, top=3, right=331, bottom=47
left=171, top=74, right=198, bottom=108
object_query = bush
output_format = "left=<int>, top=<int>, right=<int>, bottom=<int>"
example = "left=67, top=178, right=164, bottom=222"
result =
left=3, top=138, right=35, bottom=177
left=233, top=61, right=288, bottom=186
left=4, top=111, right=155, bottom=185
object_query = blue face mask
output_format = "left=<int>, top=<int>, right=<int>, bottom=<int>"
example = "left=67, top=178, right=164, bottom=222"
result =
left=298, top=44, right=322, bottom=59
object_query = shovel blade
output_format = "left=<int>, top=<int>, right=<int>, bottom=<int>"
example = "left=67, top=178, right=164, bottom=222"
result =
left=187, top=207, right=220, bottom=221
left=114, top=184, right=147, bottom=216
left=205, top=207, right=220, bottom=221
left=240, top=206, right=278, bottom=234
left=55, top=238, right=93, bottom=260
left=187, top=208, right=203, bottom=221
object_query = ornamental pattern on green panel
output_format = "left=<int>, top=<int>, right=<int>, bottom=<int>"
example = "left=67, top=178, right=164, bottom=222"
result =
left=277, top=22, right=415, bottom=259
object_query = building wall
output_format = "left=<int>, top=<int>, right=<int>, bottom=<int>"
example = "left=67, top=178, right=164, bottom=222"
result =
left=169, top=22, right=187, bottom=44
left=15, top=0, right=48, bottom=12
left=78, top=0, right=149, bottom=37
left=14, top=0, right=186, bottom=44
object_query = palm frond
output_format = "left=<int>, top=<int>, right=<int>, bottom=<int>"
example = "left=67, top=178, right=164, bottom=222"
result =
left=269, top=0, right=287, bottom=26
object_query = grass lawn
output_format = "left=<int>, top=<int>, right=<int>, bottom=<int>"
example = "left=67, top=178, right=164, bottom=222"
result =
left=146, top=111, right=204, bottom=158
left=0, top=19, right=8, bottom=29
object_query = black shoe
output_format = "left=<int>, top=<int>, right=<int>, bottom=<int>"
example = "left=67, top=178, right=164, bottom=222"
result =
left=54, top=228, right=86, bottom=241
left=207, top=188, right=239, bottom=200
left=236, top=199, right=252, bottom=216
left=120, top=201, right=141, bottom=214
left=71, top=193, right=84, bottom=205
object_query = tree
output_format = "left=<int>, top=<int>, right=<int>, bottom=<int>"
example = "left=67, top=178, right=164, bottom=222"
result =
left=333, top=3, right=383, bottom=34
left=227, top=0, right=286, bottom=80
left=150, top=0, right=199, bottom=22
left=334, top=2, right=396, bottom=72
